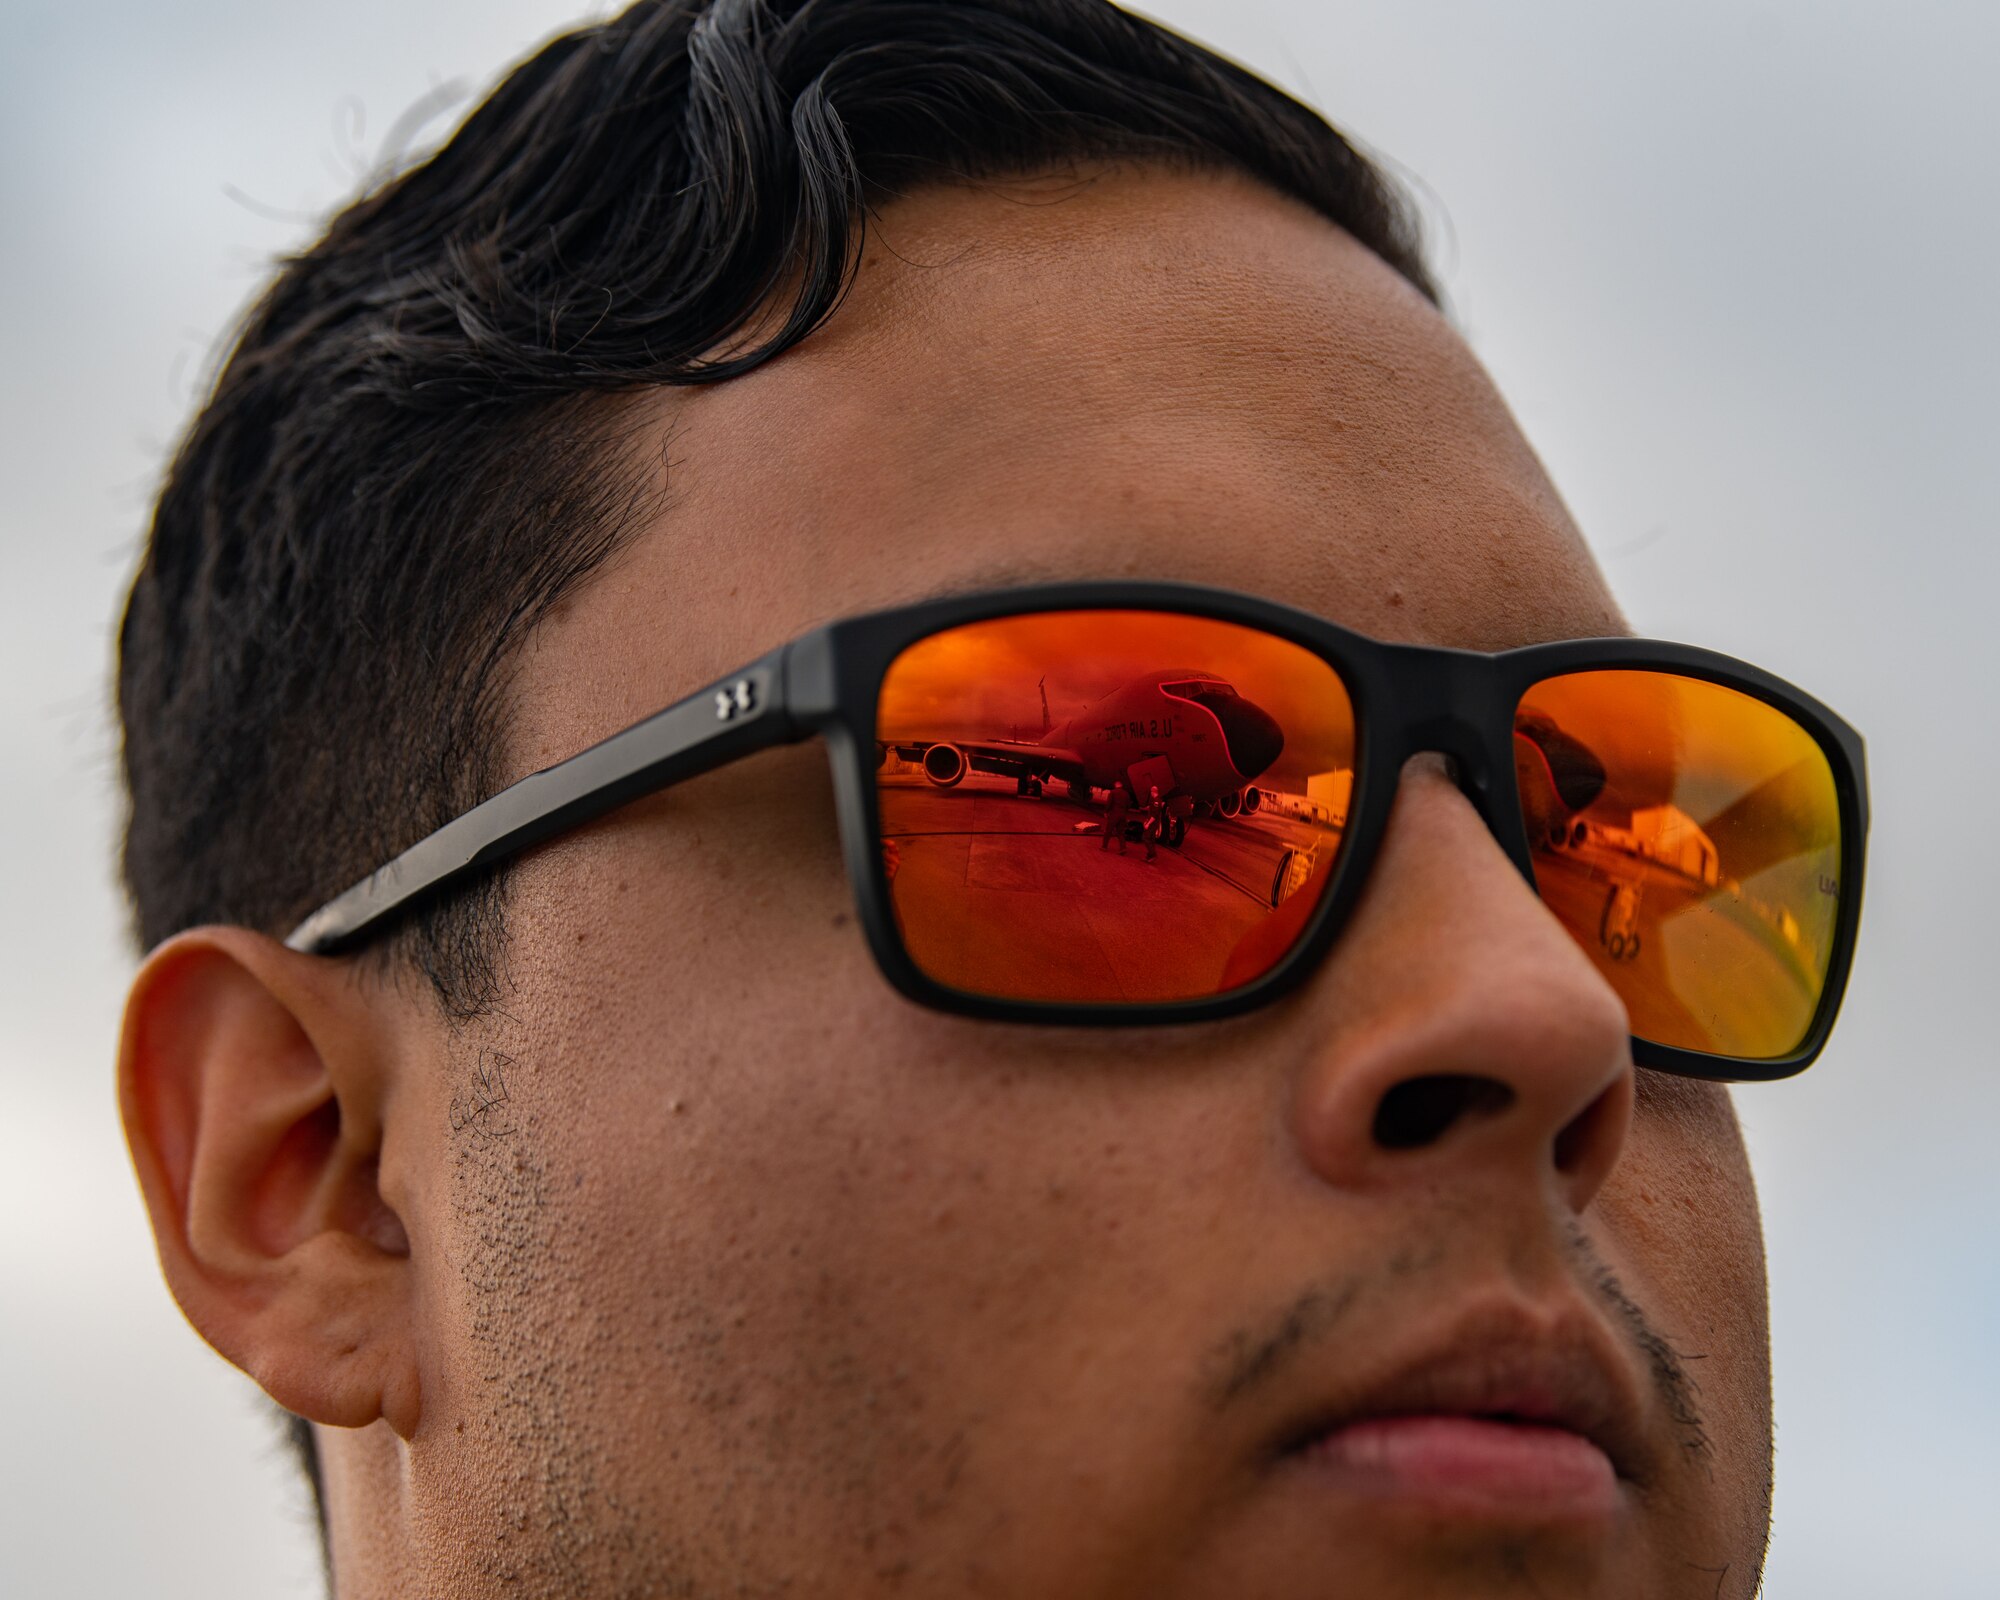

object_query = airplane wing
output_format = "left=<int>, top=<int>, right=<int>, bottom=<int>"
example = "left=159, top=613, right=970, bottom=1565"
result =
left=886, top=739, right=1092, bottom=787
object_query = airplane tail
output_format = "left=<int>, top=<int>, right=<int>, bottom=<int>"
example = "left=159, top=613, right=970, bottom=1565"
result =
left=1038, top=676, right=1052, bottom=735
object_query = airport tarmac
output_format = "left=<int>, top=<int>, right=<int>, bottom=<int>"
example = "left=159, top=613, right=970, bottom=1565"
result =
left=1533, top=843, right=1822, bottom=1059
left=879, top=774, right=1336, bottom=1002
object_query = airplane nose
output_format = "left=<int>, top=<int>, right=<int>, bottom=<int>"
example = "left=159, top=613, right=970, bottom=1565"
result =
left=1219, top=696, right=1284, bottom=779
left=1514, top=714, right=1607, bottom=812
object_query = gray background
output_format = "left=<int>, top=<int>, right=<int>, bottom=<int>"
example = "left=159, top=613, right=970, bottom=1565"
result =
left=3, top=1, right=1992, bottom=1594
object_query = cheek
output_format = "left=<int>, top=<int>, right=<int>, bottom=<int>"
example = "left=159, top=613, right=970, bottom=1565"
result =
left=1607, top=1078, right=1767, bottom=1327
left=436, top=748, right=1109, bottom=1524
left=1595, top=1077, right=1772, bottom=1500
left=467, top=784, right=1280, bottom=1569
left=496, top=741, right=890, bottom=1281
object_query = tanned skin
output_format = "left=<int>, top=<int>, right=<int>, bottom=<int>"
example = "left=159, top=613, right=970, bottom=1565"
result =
left=121, top=167, right=1772, bottom=1599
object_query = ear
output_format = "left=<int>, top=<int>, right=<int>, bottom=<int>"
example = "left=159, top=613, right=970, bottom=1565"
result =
left=117, top=926, right=422, bottom=1439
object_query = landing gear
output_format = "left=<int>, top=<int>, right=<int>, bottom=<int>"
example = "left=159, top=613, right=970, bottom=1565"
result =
left=1016, top=775, right=1044, bottom=798
left=1599, top=884, right=1642, bottom=962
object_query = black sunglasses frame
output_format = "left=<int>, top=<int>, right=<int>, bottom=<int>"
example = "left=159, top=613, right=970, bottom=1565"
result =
left=288, top=580, right=1868, bottom=1081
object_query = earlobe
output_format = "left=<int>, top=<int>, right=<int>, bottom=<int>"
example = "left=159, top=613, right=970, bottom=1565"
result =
left=118, top=927, right=422, bottom=1439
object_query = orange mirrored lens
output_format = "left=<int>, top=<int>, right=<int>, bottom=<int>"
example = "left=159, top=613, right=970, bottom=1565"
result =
left=1516, top=670, right=1842, bottom=1060
left=877, top=611, right=1356, bottom=1004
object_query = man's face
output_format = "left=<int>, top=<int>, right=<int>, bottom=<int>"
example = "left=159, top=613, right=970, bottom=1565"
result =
left=370, top=169, right=1771, bottom=1597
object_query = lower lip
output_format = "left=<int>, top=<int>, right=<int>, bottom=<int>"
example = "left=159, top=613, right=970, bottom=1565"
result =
left=1298, top=1416, right=1621, bottom=1519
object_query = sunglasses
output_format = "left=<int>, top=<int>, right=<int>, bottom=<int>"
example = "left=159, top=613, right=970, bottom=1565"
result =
left=288, top=581, right=1868, bottom=1080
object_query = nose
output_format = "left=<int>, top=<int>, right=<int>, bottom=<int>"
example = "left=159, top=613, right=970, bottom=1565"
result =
left=1288, top=758, right=1634, bottom=1215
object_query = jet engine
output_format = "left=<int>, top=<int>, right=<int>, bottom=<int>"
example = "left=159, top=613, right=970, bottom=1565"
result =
left=921, top=743, right=968, bottom=788
left=1240, top=786, right=1262, bottom=815
left=1217, top=790, right=1243, bottom=819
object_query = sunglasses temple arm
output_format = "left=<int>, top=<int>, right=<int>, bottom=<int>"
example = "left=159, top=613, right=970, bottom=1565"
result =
left=284, top=645, right=799, bottom=955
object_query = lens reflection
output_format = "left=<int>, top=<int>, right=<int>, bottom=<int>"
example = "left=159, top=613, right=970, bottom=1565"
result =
left=877, top=611, right=1356, bottom=1004
left=1517, top=670, right=1842, bottom=1060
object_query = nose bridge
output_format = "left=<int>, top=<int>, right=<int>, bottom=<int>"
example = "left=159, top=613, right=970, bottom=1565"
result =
left=1291, top=647, right=1638, bottom=1214
left=1380, top=644, right=1517, bottom=833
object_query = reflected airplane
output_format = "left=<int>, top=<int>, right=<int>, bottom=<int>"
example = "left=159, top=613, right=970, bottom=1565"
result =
left=1513, top=711, right=1611, bottom=849
left=1516, top=707, right=1829, bottom=883
left=881, top=670, right=1285, bottom=841
left=1516, top=709, right=1835, bottom=972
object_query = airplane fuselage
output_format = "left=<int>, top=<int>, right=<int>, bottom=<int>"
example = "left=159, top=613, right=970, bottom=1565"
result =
left=1043, top=671, right=1281, bottom=800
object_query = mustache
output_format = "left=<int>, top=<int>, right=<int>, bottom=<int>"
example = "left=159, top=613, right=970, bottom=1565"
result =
left=1202, top=1217, right=1713, bottom=1468
left=1571, top=1221, right=1714, bottom=1468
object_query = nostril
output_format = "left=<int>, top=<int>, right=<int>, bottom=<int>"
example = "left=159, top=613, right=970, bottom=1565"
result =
left=1552, top=1080, right=1626, bottom=1177
left=1371, top=1074, right=1516, bottom=1151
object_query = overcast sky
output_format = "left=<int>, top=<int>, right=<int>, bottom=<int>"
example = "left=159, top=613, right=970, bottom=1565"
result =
left=3, top=2, right=1995, bottom=1595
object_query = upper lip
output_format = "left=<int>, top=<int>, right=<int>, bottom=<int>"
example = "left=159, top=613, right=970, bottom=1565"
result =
left=1272, top=1299, right=1656, bottom=1486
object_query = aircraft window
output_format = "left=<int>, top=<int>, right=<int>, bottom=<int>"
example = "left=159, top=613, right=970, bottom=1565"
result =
left=1163, top=678, right=1285, bottom=776
left=1160, top=680, right=1239, bottom=712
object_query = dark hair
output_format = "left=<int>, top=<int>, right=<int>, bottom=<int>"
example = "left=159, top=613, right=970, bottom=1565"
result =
left=117, top=0, right=1432, bottom=1562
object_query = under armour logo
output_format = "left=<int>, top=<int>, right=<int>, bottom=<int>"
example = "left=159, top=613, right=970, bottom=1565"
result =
left=714, top=678, right=757, bottom=721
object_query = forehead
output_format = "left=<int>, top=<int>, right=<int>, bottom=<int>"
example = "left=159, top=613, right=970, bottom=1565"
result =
left=517, top=167, right=1621, bottom=765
